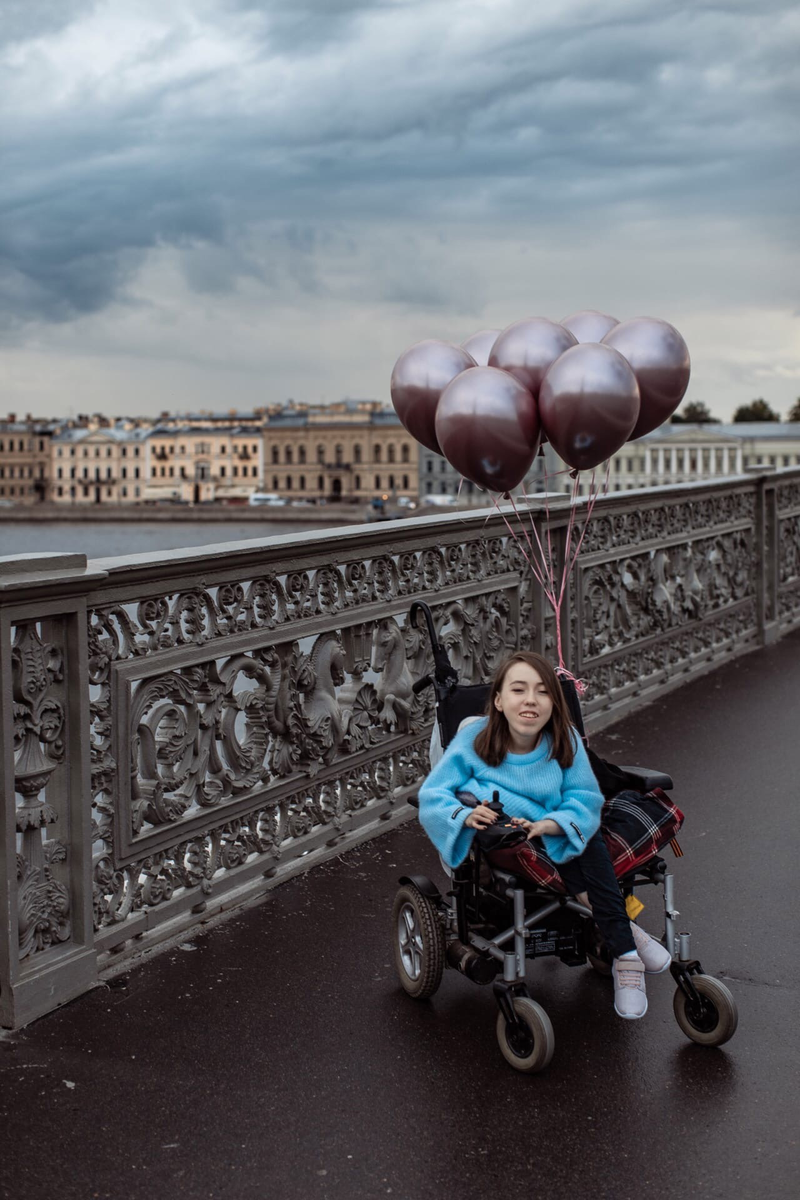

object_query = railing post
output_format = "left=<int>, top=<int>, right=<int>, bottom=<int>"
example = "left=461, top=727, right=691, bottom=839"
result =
left=753, top=472, right=780, bottom=645
left=0, top=554, right=107, bottom=1028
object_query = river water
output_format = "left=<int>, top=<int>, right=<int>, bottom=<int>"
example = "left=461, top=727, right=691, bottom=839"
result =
left=0, top=519, right=332, bottom=561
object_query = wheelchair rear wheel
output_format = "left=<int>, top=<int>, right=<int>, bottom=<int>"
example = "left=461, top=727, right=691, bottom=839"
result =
left=495, top=997, right=555, bottom=1073
left=392, top=884, right=445, bottom=999
left=673, top=974, right=738, bottom=1046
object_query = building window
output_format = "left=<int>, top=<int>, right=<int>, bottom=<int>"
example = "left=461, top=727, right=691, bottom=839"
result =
left=335, top=444, right=343, bottom=465
left=221, top=465, right=226, bottom=477
left=273, top=475, right=279, bottom=490
left=375, top=474, right=380, bottom=488
left=134, top=447, right=140, bottom=457
left=318, top=475, right=324, bottom=491
left=57, top=467, right=63, bottom=479
left=440, top=461, right=446, bottom=473
left=286, top=447, right=293, bottom=464
left=134, top=467, right=140, bottom=479
left=286, top=476, right=292, bottom=490
left=317, top=444, right=325, bottom=464
left=95, top=448, right=100, bottom=457
left=355, top=474, right=361, bottom=490
left=169, top=466, right=174, bottom=478
left=57, top=486, right=63, bottom=497
left=426, top=460, right=433, bottom=473
left=354, top=444, right=362, bottom=464
left=121, top=446, right=127, bottom=457
left=299, top=474, right=306, bottom=490
left=402, top=474, right=408, bottom=489
left=251, top=465, right=257, bottom=476
left=375, top=445, right=382, bottom=463
left=272, top=446, right=280, bottom=464
left=107, top=447, right=112, bottom=457
left=298, top=445, right=306, bottom=464
left=426, top=480, right=433, bottom=494
left=389, top=474, right=395, bottom=488
left=122, top=486, right=127, bottom=497
left=233, top=465, right=239, bottom=477
left=251, top=444, right=257, bottom=454
left=160, top=466, right=166, bottom=477
left=402, top=445, right=410, bottom=463
left=388, top=444, right=396, bottom=463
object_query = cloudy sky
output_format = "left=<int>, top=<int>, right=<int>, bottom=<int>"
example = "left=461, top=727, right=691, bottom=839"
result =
left=1, top=0, right=798, bottom=421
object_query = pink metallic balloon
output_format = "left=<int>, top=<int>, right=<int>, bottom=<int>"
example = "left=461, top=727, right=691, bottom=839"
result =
left=390, top=340, right=476, bottom=454
left=538, top=344, right=640, bottom=472
left=489, top=318, right=577, bottom=398
left=460, top=328, right=501, bottom=367
left=434, top=366, right=540, bottom=493
left=601, top=317, right=690, bottom=438
left=560, top=310, right=619, bottom=344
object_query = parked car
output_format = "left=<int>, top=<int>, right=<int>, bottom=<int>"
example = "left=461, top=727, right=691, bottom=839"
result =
left=248, top=492, right=287, bottom=507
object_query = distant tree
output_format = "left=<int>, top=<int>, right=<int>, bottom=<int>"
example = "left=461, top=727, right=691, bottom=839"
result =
left=671, top=400, right=719, bottom=424
left=787, top=397, right=800, bottom=422
left=732, top=398, right=780, bottom=422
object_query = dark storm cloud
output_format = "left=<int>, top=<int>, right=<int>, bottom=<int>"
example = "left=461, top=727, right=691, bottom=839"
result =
left=1, top=0, right=798, bottom=328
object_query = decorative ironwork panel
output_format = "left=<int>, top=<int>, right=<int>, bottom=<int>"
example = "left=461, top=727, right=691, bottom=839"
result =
left=11, top=621, right=72, bottom=960
left=777, top=479, right=800, bottom=626
left=87, top=526, right=533, bottom=942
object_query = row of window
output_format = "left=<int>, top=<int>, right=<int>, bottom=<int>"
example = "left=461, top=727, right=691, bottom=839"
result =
left=0, top=465, right=42, bottom=479
left=265, top=474, right=412, bottom=492
left=0, top=485, right=38, bottom=496
left=54, top=485, right=142, bottom=499
left=153, top=442, right=260, bottom=456
left=55, top=445, right=142, bottom=458
left=151, top=464, right=260, bottom=479
left=56, top=466, right=142, bottom=480
left=0, top=439, right=46, bottom=452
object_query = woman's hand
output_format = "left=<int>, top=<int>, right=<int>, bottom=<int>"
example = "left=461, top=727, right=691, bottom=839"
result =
left=464, top=804, right=499, bottom=830
left=510, top=817, right=562, bottom=840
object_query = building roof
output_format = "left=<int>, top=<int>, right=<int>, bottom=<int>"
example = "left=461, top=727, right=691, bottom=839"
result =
left=638, top=422, right=800, bottom=443
left=52, top=427, right=149, bottom=444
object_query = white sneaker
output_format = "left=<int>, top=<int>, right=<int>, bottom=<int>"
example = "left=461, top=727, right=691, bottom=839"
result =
left=630, top=922, right=672, bottom=974
left=612, top=955, right=648, bottom=1019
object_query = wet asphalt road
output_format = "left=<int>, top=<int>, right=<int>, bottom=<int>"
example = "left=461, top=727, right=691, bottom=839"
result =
left=2, top=632, right=799, bottom=1200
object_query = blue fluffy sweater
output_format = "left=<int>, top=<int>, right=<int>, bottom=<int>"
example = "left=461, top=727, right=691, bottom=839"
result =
left=418, top=717, right=604, bottom=869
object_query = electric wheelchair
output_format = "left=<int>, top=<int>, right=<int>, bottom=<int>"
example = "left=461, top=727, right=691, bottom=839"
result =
left=391, top=601, right=739, bottom=1073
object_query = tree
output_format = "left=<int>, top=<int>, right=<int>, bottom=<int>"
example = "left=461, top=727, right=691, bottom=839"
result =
left=787, top=397, right=800, bottom=422
left=671, top=400, right=719, bottom=424
left=732, top=398, right=780, bottom=423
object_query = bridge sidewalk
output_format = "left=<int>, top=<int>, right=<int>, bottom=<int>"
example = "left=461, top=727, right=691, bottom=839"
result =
left=2, top=633, right=799, bottom=1200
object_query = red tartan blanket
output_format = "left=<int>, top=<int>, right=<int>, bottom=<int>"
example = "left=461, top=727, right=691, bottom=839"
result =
left=487, top=788, right=684, bottom=891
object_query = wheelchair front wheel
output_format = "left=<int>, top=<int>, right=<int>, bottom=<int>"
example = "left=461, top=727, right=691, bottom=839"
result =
left=673, top=975, right=738, bottom=1046
left=392, top=885, right=445, bottom=999
left=496, top=997, right=555, bottom=1073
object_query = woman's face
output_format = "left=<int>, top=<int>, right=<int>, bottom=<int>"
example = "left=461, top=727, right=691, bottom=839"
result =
left=494, top=661, right=554, bottom=749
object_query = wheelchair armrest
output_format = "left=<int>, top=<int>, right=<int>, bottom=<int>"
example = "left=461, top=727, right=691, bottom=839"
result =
left=618, top=765, right=674, bottom=792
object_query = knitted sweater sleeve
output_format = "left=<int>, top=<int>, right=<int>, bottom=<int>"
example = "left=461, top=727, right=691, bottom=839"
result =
left=540, top=733, right=605, bottom=861
left=417, top=723, right=480, bottom=868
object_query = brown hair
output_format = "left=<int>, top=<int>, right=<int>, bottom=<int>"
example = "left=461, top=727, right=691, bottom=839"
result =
left=473, top=652, right=576, bottom=769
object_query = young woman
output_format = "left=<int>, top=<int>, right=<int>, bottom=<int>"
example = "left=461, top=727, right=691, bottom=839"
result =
left=418, top=651, right=671, bottom=1019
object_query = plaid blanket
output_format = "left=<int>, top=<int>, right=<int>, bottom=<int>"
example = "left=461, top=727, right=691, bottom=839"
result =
left=486, top=788, right=684, bottom=891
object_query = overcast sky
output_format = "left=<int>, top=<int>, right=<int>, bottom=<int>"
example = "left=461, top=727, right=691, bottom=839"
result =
left=1, top=0, right=798, bottom=421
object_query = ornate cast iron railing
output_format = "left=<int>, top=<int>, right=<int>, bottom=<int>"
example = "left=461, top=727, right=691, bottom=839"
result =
left=1, top=470, right=798, bottom=1027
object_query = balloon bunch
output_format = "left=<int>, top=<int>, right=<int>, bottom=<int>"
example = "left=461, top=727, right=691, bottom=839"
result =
left=390, top=311, right=691, bottom=685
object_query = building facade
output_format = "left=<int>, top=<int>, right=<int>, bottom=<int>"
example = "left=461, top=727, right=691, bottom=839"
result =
left=51, top=428, right=149, bottom=504
left=144, top=426, right=264, bottom=503
left=0, top=418, right=54, bottom=504
left=262, top=402, right=418, bottom=502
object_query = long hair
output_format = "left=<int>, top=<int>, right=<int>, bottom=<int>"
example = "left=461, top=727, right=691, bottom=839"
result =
left=473, top=652, right=576, bottom=769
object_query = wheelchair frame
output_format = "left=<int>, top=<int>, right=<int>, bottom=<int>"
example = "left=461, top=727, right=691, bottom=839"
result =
left=393, top=601, right=738, bottom=1071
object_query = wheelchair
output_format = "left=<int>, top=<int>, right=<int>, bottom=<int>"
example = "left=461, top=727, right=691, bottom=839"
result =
left=391, top=601, right=739, bottom=1073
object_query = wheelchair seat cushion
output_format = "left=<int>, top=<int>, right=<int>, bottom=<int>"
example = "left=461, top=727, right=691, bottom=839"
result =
left=485, top=787, right=684, bottom=890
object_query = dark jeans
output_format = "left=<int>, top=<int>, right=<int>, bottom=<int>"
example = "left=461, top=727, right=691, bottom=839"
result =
left=558, top=831, right=636, bottom=959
